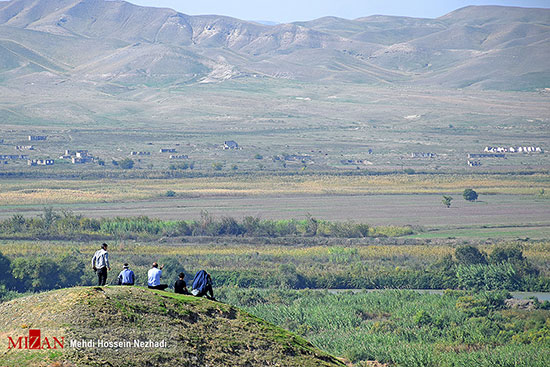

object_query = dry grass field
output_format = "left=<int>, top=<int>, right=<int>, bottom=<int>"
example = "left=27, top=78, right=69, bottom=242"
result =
left=0, top=174, right=548, bottom=205
left=1, top=174, right=548, bottom=238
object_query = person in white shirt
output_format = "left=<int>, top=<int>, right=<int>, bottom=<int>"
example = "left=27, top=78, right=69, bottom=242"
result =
left=91, top=243, right=111, bottom=286
left=147, top=262, right=168, bottom=290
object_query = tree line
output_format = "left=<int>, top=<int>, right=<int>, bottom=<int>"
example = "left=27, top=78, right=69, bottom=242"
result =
left=0, top=208, right=413, bottom=240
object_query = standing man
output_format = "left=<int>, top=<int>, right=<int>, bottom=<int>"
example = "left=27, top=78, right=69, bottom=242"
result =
left=147, top=262, right=168, bottom=290
left=91, top=243, right=111, bottom=286
left=118, top=263, right=135, bottom=285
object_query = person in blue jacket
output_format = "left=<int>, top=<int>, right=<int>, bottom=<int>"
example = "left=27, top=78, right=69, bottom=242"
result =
left=117, top=263, right=135, bottom=285
left=191, top=270, right=215, bottom=300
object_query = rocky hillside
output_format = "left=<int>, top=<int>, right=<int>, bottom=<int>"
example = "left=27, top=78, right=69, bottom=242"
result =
left=0, top=286, right=345, bottom=366
left=0, top=0, right=548, bottom=90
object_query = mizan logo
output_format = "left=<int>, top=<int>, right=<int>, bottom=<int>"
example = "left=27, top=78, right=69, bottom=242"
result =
left=7, top=329, right=64, bottom=350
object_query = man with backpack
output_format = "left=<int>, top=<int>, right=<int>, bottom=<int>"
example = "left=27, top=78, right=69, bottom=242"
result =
left=91, top=243, right=111, bottom=286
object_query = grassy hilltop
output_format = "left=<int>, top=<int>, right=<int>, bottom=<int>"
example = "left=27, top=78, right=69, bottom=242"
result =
left=0, top=286, right=344, bottom=367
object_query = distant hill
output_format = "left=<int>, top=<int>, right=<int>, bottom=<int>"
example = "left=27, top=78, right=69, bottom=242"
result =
left=0, top=286, right=345, bottom=367
left=0, top=1, right=548, bottom=91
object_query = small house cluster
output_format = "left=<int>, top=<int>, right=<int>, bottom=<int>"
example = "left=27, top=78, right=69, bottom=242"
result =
left=468, top=153, right=506, bottom=158
left=59, top=150, right=96, bottom=164
left=160, top=148, right=177, bottom=153
left=468, top=161, right=482, bottom=167
left=15, top=145, right=34, bottom=150
left=28, top=135, right=47, bottom=141
left=341, top=159, right=369, bottom=165
left=411, top=152, right=436, bottom=158
left=170, top=155, right=188, bottom=159
left=28, top=159, right=54, bottom=166
left=484, top=146, right=543, bottom=153
left=130, top=151, right=151, bottom=156
left=0, top=154, right=28, bottom=160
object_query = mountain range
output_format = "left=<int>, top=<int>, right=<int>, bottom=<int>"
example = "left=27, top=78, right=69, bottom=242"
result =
left=0, top=0, right=549, bottom=90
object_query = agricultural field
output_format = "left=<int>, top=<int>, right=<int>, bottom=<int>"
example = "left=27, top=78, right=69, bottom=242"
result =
left=0, top=173, right=548, bottom=238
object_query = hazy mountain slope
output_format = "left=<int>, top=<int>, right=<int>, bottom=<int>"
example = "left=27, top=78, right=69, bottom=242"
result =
left=0, top=287, right=345, bottom=367
left=437, top=5, right=550, bottom=26
left=0, top=0, right=548, bottom=90
left=299, top=15, right=447, bottom=45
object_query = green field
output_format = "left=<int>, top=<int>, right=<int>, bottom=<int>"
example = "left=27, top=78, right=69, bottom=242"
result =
left=218, top=288, right=550, bottom=367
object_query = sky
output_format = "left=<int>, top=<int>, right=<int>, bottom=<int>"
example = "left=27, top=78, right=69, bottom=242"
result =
left=126, top=0, right=550, bottom=23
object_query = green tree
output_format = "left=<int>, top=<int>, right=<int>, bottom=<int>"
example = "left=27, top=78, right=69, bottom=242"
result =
left=57, top=251, right=85, bottom=288
left=0, top=251, right=14, bottom=289
left=463, top=188, right=478, bottom=201
left=11, top=257, right=60, bottom=292
left=455, top=245, right=488, bottom=265
left=41, top=207, right=59, bottom=230
left=119, top=158, right=134, bottom=169
left=490, top=245, right=539, bottom=277
left=442, top=195, right=453, bottom=208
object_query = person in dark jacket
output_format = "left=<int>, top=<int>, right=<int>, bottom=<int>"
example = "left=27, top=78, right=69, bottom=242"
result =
left=191, top=270, right=215, bottom=300
left=117, top=263, right=135, bottom=285
left=174, top=272, right=189, bottom=294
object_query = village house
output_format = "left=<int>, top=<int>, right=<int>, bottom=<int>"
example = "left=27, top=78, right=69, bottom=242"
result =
left=341, top=159, right=368, bottom=165
left=28, top=135, right=47, bottom=141
left=160, top=148, right=177, bottom=153
left=15, top=145, right=34, bottom=150
left=285, top=154, right=311, bottom=162
left=28, top=159, right=54, bottom=166
left=468, top=153, right=506, bottom=158
left=411, top=152, right=436, bottom=158
left=485, top=146, right=543, bottom=154
left=58, top=149, right=95, bottom=164
left=169, top=155, right=189, bottom=159
left=0, top=154, right=28, bottom=160
left=468, top=160, right=482, bottom=167
left=131, top=151, right=151, bottom=156
left=223, top=141, right=239, bottom=150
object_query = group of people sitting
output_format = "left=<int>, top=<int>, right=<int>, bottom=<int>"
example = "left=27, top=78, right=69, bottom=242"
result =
left=92, top=243, right=214, bottom=300
left=139, top=262, right=215, bottom=300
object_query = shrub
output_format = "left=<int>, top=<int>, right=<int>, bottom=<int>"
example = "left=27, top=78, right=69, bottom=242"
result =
left=442, top=195, right=453, bottom=208
left=455, top=245, right=487, bottom=265
left=463, top=189, right=478, bottom=201
left=456, top=263, right=519, bottom=291
left=119, top=158, right=134, bottom=169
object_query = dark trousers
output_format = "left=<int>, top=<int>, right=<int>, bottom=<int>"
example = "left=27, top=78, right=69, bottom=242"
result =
left=148, top=284, right=168, bottom=290
left=197, top=284, right=214, bottom=299
left=97, top=267, right=108, bottom=286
